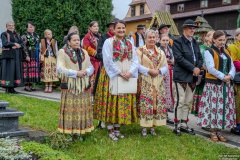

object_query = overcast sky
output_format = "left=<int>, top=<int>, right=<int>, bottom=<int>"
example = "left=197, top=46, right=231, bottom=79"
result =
left=112, top=0, right=131, bottom=19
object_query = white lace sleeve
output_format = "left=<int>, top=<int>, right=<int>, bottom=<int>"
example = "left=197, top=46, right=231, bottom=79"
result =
left=129, top=43, right=139, bottom=77
left=159, top=61, right=168, bottom=76
left=102, top=39, right=121, bottom=79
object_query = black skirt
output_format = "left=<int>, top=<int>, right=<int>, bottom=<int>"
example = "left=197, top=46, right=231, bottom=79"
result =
left=0, top=49, right=24, bottom=87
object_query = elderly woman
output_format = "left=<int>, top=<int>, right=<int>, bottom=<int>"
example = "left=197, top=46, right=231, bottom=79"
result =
left=94, top=20, right=138, bottom=141
left=57, top=32, right=94, bottom=140
left=228, top=28, right=240, bottom=134
left=63, top=26, right=79, bottom=45
left=83, top=21, right=101, bottom=95
left=137, top=29, right=168, bottom=136
left=198, top=30, right=236, bottom=142
left=0, top=21, right=24, bottom=93
left=21, top=21, right=40, bottom=91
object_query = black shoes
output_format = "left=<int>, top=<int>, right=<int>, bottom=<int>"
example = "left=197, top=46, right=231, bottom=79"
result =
left=173, top=126, right=195, bottom=136
left=167, top=117, right=174, bottom=124
left=173, top=128, right=182, bottom=136
left=179, top=126, right=195, bottom=135
left=5, top=88, right=18, bottom=94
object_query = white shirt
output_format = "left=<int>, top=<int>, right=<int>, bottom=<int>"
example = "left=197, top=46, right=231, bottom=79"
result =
left=204, top=50, right=235, bottom=80
left=138, top=59, right=168, bottom=76
left=138, top=33, right=145, bottom=47
left=102, top=38, right=138, bottom=79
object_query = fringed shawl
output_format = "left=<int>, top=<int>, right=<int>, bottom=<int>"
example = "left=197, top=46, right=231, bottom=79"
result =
left=57, top=47, right=90, bottom=95
left=137, top=45, right=166, bottom=92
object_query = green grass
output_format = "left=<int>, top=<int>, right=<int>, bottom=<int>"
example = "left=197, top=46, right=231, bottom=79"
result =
left=1, top=93, right=240, bottom=160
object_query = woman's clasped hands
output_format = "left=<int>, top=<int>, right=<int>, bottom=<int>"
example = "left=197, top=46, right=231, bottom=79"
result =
left=148, top=68, right=160, bottom=77
left=119, top=71, right=132, bottom=81
left=77, top=70, right=87, bottom=78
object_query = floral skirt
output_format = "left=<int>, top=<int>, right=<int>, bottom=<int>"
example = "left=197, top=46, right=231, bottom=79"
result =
left=191, top=81, right=204, bottom=116
left=235, top=84, right=240, bottom=124
left=40, top=56, right=59, bottom=82
left=138, top=79, right=167, bottom=127
left=58, top=90, right=94, bottom=134
left=197, top=82, right=236, bottom=129
left=164, top=66, right=174, bottom=110
left=94, top=67, right=137, bottom=125
left=22, top=60, right=40, bottom=83
left=0, top=57, right=24, bottom=87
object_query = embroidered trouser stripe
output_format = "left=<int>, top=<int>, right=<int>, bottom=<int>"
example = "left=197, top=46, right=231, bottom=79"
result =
left=174, top=82, right=194, bottom=126
left=174, top=81, right=179, bottom=120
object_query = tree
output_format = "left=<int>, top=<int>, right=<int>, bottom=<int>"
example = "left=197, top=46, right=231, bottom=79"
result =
left=12, top=0, right=113, bottom=47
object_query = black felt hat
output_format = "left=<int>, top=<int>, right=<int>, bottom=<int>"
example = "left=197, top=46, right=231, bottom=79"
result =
left=106, top=18, right=119, bottom=27
left=223, top=30, right=231, bottom=37
left=158, top=24, right=171, bottom=31
left=182, top=19, right=198, bottom=28
left=137, top=24, right=145, bottom=29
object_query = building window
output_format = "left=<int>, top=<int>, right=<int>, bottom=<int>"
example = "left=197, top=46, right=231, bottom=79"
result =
left=140, top=4, right=144, bottom=15
left=177, top=4, right=184, bottom=12
left=222, top=0, right=231, bottom=5
left=200, top=0, right=208, bottom=8
left=131, top=6, right=135, bottom=16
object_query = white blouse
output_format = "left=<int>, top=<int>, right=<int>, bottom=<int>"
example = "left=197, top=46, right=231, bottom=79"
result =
left=138, top=61, right=168, bottom=76
left=102, top=38, right=138, bottom=79
left=204, top=50, right=235, bottom=80
left=57, top=50, right=94, bottom=78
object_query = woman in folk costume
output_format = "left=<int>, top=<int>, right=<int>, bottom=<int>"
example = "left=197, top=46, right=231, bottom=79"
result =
left=159, top=34, right=174, bottom=113
left=137, top=29, right=168, bottom=136
left=21, top=21, right=40, bottom=91
left=40, top=29, right=59, bottom=93
left=83, top=21, right=101, bottom=95
left=197, top=30, right=236, bottom=142
left=0, top=21, right=24, bottom=93
left=57, top=32, right=94, bottom=139
left=191, top=30, right=214, bottom=117
left=94, top=20, right=138, bottom=141
left=228, top=28, right=240, bottom=135
left=94, top=18, right=119, bottom=129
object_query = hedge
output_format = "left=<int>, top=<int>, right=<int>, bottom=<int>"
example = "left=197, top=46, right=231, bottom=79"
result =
left=12, top=0, right=113, bottom=47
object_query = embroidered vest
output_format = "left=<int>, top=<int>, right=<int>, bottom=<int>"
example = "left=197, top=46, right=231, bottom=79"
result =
left=40, top=39, right=56, bottom=56
left=205, top=48, right=231, bottom=84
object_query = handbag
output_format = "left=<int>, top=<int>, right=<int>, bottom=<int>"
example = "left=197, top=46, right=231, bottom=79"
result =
left=109, top=76, right=137, bottom=95
left=40, top=54, right=45, bottom=62
left=233, top=72, right=240, bottom=84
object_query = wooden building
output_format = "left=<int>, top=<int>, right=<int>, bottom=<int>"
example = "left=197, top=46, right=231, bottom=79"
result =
left=123, top=0, right=169, bottom=34
left=167, top=0, right=239, bottom=37
left=149, top=11, right=180, bottom=36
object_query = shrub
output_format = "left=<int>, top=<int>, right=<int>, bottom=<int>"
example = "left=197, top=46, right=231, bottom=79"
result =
left=12, top=0, right=113, bottom=47
left=0, top=137, right=32, bottom=160
left=22, top=141, right=74, bottom=160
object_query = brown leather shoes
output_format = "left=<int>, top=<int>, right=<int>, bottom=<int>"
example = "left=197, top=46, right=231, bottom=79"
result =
left=216, top=132, right=227, bottom=142
left=210, top=132, right=218, bottom=142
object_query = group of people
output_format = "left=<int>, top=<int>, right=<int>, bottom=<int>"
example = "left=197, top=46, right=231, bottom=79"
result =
left=1, top=18, right=239, bottom=143
left=0, top=21, right=58, bottom=93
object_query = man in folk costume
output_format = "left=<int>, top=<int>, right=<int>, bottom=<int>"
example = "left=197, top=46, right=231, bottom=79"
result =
left=131, top=24, right=145, bottom=48
left=172, top=19, right=203, bottom=136
left=94, top=18, right=119, bottom=129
